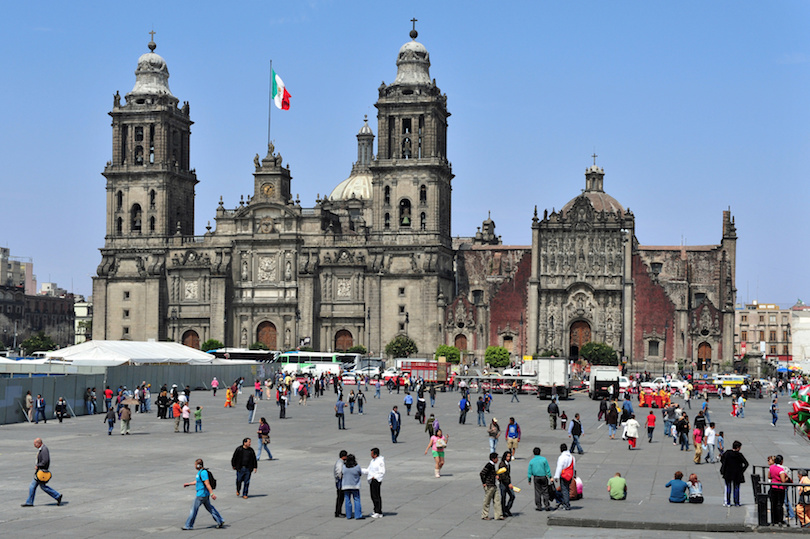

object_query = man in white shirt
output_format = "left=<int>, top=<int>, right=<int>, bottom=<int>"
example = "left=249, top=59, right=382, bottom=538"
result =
left=553, top=443, right=575, bottom=510
left=362, top=447, right=386, bottom=518
left=704, top=422, right=717, bottom=463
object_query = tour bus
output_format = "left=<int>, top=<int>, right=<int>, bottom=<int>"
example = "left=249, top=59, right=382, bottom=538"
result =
left=275, top=351, right=359, bottom=376
left=712, top=374, right=748, bottom=387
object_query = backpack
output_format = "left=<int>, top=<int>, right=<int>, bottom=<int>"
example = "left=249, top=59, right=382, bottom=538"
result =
left=204, top=468, right=217, bottom=490
left=465, top=399, right=471, bottom=411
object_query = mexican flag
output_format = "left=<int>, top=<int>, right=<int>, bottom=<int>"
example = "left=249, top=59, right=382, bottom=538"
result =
left=272, top=70, right=291, bottom=110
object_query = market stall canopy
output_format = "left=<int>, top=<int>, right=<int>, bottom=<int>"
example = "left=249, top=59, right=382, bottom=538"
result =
left=42, top=340, right=218, bottom=366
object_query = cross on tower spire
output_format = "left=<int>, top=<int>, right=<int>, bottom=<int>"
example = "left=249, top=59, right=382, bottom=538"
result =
left=410, top=18, right=418, bottom=39
left=592, top=152, right=598, bottom=166
left=148, top=30, right=157, bottom=52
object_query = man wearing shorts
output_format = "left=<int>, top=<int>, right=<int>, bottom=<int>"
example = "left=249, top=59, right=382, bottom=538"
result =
left=505, top=417, right=521, bottom=458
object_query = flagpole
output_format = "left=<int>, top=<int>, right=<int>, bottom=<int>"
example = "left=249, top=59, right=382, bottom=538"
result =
left=268, top=60, right=273, bottom=148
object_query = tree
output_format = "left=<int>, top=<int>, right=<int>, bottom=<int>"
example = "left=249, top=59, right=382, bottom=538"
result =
left=385, top=335, right=418, bottom=358
left=485, top=346, right=511, bottom=368
left=249, top=341, right=269, bottom=350
left=538, top=348, right=560, bottom=358
left=434, top=344, right=461, bottom=364
left=347, top=344, right=368, bottom=355
left=201, top=339, right=224, bottom=352
left=579, top=342, right=618, bottom=366
left=20, top=331, right=58, bottom=356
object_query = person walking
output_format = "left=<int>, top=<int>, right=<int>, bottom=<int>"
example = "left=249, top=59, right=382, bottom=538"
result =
left=480, top=452, right=503, bottom=520
left=645, top=410, right=656, bottom=442
left=374, top=378, right=381, bottom=399
left=182, top=458, right=224, bottom=530
left=362, top=447, right=385, bottom=518
left=704, top=422, right=717, bottom=463
left=771, top=397, right=779, bottom=426
left=55, top=398, right=68, bottom=422
left=335, top=395, right=346, bottom=430
left=333, top=450, right=348, bottom=517
left=624, top=413, right=640, bottom=450
left=403, top=392, right=413, bottom=415
left=120, top=404, right=132, bottom=435
left=231, top=438, right=258, bottom=499
left=498, top=451, right=515, bottom=517
left=341, top=454, right=364, bottom=520
left=429, top=383, right=436, bottom=407
left=21, top=438, right=63, bottom=507
left=720, top=440, right=749, bottom=506
left=416, top=394, right=426, bottom=423
left=459, top=395, right=469, bottom=424
left=211, top=377, right=219, bottom=397
left=692, top=425, right=704, bottom=464
left=246, top=395, right=256, bottom=423
left=34, top=394, right=47, bottom=424
left=510, top=381, right=520, bottom=403
left=568, top=413, right=585, bottom=454
left=104, top=406, right=116, bottom=435
left=607, top=402, right=619, bottom=439
left=388, top=406, right=401, bottom=443
left=425, top=428, right=448, bottom=477
left=598, top=397, right=608, bottom=422
left=173, top=401, right=182, bottom=433
left=505, top=417, right=521, bottom=458
left=769, top=454, right=790, bottom=525
left=357, top=390, right=366, bottom=415
left=553, top=443, right=575, bottom=510
left=476, top=397, right=486, bottom=426
left=256, top=417, right=273, bottom=460
left=548, top=399, right=560, bottom=429
left=487, top=418, right=500, bottom=453
left=527, top=446, right=552, bottom=511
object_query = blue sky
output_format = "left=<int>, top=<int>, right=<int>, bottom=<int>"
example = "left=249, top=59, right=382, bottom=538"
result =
left=1, top=1, right=808, bottom=305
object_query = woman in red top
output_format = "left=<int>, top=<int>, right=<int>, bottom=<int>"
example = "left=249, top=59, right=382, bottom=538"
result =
left=645, top=411, right=656, bottom=442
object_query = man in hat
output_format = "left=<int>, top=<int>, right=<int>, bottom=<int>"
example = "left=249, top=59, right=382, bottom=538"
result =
left=22, top=438, right=62, bottom=507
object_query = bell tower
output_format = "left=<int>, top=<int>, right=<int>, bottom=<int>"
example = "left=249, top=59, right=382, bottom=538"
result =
left=103, top=36, right=198, bottom=241
left=370, top=25, right=453, bottom=246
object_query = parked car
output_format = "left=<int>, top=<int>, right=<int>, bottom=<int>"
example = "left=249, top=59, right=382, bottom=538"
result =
left=354, top=366, right=380, bottom=377
left=640, top=377, right=685, bottom=393
left=341, top=373, right=358, bottom=385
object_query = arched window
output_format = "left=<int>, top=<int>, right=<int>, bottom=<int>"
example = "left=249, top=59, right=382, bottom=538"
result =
left=116, top=191, right=123, bottom=211
left=384, top=213, right=390, bottom=230
left=116, top=217, right=123, bottom=235
left=149, top=216, right=156, bottom=233
left=399, top=199, right=411, bottom=227
left=130, top=204, right=142, bottom=233
left=384, top=186, right=391, bottom=205
left=149, top=190, right=156, bottom=209
left=420, top=185, right=427, bottom=204
left=420, top=212, right=426, bottom=231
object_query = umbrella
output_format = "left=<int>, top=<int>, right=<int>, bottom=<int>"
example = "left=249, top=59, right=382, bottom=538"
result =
left=121, top=398, right=139, bottom=405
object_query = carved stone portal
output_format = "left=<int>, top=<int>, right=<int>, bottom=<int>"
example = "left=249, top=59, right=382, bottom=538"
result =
left=258, top=256, right=277, bottom=282
left=337, top=278, right=351, bottom=298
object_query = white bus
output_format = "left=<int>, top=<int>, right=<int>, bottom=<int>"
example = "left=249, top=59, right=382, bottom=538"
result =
left=276, top=351, right=360, bottom=376
left=210, top=348, right=279, bottom=362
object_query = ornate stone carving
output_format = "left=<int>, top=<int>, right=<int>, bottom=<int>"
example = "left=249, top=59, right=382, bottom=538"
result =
left=258, top=256, right=277, bottom=282
left=184, top=280, right=198, bottom=300
left=337, top=278, right=351, bottom=298
left=256, top=217, right=276, bottom=234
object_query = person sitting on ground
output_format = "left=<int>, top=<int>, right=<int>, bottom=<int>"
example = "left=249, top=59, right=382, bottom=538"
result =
left=687, top=473, right=704, bottom=503
left=607, top=472, right=627, bottom=500
left=665, top=471, right=689, bottom=503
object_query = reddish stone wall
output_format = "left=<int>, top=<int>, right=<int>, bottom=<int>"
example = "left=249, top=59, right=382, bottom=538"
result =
left=632, top=253, right=675, bottom=361
left=489, top=251, right=531, bottom=352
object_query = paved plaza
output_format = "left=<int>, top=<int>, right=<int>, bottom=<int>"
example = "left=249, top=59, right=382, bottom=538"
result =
left=1, top=379, right=807, bottom=538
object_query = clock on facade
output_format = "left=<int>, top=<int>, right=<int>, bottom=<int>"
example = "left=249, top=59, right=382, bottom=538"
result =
left=261, top=183, right=275, bottom=197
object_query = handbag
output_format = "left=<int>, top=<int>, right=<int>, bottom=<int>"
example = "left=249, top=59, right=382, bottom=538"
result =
left=36, top=469, right=52, bottom=483
left=435, top=437, right=447, bottom=449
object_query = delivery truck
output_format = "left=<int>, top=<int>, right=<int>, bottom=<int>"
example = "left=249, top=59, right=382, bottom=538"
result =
left=521, top=358, right=571, bottom=399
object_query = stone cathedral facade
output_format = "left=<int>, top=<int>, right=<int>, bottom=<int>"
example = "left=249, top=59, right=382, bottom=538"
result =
left=92, top=31, right=737, bottom=370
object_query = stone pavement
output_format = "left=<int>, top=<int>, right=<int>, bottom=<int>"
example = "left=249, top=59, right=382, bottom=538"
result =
left=0, top=379, right=806, bottom=538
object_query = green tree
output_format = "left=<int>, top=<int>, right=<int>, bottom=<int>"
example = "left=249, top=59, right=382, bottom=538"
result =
left=249, top=341, right=269, bottom=350
left=347, top=344, right=368, bottom=355
left=200, top=339, right=224, bottom=352
left=485, top=346, right=511, bottom=368
left=385, top=335, right=418, bottom=358
left=21, top=331, right=58, bottom=356
left=579, top=342, right=618, bottom=365
left=434, top=344, right=461, bottom=364
left=538, top=348, right=560, bottom=358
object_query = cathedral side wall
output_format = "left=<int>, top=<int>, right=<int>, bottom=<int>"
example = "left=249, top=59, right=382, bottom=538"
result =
left=632, top=252, right=676, bottom=364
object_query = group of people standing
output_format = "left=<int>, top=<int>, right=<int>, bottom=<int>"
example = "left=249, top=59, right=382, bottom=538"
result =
left=333, top=448, right=386, bottom=519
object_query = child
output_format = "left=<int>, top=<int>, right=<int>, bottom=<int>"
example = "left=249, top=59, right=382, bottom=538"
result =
left=560, top=411, right=568, bottom=430
left=194, top=406, right=203, bottom=432
left=716, top=431, right=725, bottom=457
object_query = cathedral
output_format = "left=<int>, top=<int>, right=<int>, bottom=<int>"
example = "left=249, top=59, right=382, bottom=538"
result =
left=92, top=29, right=736, bottom=371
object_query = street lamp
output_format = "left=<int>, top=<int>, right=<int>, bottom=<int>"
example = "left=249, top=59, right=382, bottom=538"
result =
left=366, top=308, right=371, bottom=355
left=170, top=308, right=178, bottom=342
left=405, top=312, right=409, bottom=336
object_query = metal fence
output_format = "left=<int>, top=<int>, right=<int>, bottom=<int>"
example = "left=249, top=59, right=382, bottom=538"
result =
left=0, top=363, right=267, bottom=426
left=750, top=464, right=810, bottom=528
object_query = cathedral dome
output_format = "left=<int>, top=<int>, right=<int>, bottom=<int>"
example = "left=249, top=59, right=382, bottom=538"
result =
left=394, top=36, right=431, bottom=85
left=329, top=173, right=372, bottom=201
left=130, top=41, right=174, bottom=97
left=560, top=164, right=625, bottom=217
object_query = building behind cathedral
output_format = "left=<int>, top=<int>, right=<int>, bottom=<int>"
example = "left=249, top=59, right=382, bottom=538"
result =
left=92, top=31, right=736, bottom=372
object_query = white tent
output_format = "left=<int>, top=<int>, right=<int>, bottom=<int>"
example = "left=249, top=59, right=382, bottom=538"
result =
left=42, top=340, right=217, bottom=367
